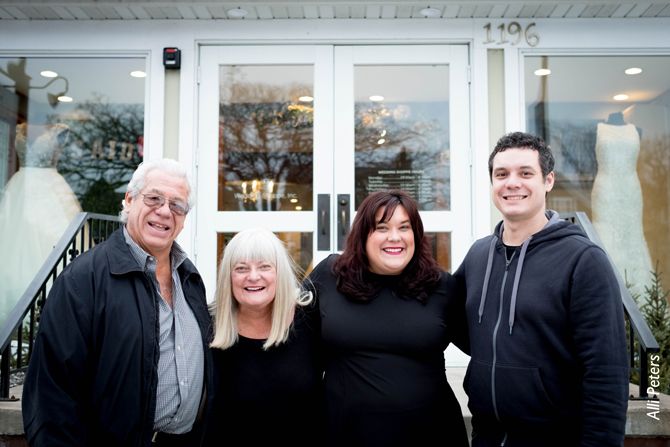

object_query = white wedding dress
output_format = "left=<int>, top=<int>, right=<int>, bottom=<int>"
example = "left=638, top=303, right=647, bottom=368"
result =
left=591, top=122, right=653, bottom=297
left=0, top=124, right=82, bottom=327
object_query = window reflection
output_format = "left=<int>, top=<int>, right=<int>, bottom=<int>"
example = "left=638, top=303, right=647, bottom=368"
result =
left=218, top=65, right=314, bottom=212
left=426, top=232, right=452, bottom=273
left=0, top=56, right=145, bottom=326
left=525, top=55, right=670, bottom=294
left=354, top=65, right=450, bottom=211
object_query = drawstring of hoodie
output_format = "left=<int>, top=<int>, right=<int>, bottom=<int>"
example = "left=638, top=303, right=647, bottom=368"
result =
left=477, top=235, right=498, bottom=323
left=508, top=238, right=530, bottom=334
left=478, top=210, right=563, bottom=334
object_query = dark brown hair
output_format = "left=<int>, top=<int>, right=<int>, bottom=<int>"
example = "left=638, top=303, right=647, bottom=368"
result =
left=488, top=131, right=555, bottom=180
left=333, top=190, right=441, bottom=302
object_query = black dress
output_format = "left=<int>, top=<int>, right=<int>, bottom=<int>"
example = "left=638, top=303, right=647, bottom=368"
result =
left=309, top=255, right=469, bottom=447
left=204, top=304, right=323, bottom=446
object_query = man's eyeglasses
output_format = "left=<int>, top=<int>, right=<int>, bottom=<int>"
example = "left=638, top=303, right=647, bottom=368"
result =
left=141, top=194, right=189, bottom=216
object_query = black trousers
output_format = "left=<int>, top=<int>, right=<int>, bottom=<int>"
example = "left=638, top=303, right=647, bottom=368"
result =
left=151, top=431, right=196, bottom=447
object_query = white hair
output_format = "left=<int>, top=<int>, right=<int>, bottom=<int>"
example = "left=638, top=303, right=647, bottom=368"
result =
left=119, top=158, right=193, bottom=223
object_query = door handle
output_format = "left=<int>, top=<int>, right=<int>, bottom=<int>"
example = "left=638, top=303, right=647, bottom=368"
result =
left=321, top=210, right=327, bottom=236
left=317, top=194, right=330, bottom=251
left=337, top=194, right=350, bottom=251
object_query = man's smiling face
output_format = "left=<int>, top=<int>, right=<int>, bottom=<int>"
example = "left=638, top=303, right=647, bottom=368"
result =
left=124, top=169, right=189, bottom=259
left=491, top=147, right=554, bottom=224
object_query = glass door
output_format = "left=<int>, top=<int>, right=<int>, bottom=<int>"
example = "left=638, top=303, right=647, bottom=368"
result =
left=333, top=45, right=471, bottom=275
left=196, top=44, right=470, bottom=298
left=197, top=45, right=334, bottom=293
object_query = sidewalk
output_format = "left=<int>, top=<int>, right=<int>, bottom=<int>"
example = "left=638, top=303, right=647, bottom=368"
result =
left=448, top=366, right=473, bottom=438
left=0, top=385, right=22, bottom=436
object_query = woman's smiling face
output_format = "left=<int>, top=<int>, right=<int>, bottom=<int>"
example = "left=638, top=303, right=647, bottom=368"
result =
left=365, top=205, right=415, bottom=275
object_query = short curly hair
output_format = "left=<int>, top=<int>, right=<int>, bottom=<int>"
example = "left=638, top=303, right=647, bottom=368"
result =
left=488, top=131, right=555, bottom=179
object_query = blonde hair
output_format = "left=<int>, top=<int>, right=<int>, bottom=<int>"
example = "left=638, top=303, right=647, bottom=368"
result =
left=210, top=228, right=312, bottom=350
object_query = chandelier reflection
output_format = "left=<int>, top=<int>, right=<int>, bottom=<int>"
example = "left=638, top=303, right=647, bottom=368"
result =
left=240, top=178, right=275, bottom=203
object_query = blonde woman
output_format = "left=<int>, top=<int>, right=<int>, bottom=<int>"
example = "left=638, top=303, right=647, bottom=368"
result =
left=204, top=228, right=322, bottom=446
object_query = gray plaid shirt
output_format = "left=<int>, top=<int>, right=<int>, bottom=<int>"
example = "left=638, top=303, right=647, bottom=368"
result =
left=123, top=227, right=204, bottom=434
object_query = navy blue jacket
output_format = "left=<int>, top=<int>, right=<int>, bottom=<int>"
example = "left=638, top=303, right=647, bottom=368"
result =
left=454, top=212, right=628, bottom=447
left=22, top=228, right=214, bottom=447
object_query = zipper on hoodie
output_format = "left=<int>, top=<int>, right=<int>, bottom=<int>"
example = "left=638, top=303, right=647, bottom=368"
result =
left=491, top=251, right=515, bottom=423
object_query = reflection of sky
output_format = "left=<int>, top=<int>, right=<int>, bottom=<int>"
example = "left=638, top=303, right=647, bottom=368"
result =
left=355, top=64, right=450, bottom=103
left=219, top=65, right=313, bottom=104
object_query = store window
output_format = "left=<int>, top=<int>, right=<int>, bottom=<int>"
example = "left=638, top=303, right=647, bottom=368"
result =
left=525, top=55, right=670, bottom=294
left=0, top=56, right=145, bottom=326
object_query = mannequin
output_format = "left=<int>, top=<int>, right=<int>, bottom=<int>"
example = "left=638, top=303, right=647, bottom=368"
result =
left=606, top=112, right=625, bottom=125
left=591, top=113, right=652, bottom=297
left=0, top=123, right=82, bottom=327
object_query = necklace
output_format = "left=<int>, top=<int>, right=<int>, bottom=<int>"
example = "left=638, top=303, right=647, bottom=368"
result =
left=504, top=244, right=518, bottom=263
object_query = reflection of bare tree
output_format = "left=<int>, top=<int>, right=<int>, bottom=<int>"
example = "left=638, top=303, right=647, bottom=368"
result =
left=542, top=120, right=597, bottom=213
left=219, top=82, right=314, bottom=211
left=355, top=103, right=424, bottom=152
left=547, top=121, right=597, bottom=178
left=49, top=96, right=143, bottom=215
left=354, top=102, right=450, bottom=210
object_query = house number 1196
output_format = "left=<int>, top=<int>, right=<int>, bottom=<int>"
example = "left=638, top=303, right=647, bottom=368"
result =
left=483, top=22, right=540, bottom=47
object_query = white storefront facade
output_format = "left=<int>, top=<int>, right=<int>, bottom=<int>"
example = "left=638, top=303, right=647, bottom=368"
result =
left=1, top=1, right=669, bottom=317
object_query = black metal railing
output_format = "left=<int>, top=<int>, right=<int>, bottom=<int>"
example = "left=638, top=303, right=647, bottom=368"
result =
left=0, top=212, right=120, bottom=400
left=561, top=211, right=660, bottom=399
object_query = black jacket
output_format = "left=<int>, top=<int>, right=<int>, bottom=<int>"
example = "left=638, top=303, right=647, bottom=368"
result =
left=454, top=211, right=629, bottom=447
left=22, top=228, right=214, bottom=447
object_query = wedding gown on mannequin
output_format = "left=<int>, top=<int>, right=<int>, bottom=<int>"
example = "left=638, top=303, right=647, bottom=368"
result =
left=591, top=120, right=653, bottom=296
left=0, top=123, right=82, bottom=327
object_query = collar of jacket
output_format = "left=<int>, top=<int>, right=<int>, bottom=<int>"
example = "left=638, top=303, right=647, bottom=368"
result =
left=104, top=227, right=200, bottom=282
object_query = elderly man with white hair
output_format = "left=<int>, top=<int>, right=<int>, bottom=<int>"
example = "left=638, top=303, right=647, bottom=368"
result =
left=23, top=158, right=214, bottom=447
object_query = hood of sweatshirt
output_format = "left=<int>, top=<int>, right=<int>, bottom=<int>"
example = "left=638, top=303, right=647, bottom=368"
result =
left=477, top=210, right=586, bottom=334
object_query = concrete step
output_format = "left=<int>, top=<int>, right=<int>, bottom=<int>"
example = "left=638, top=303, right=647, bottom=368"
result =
left=2, top=370, right=669, bottom=444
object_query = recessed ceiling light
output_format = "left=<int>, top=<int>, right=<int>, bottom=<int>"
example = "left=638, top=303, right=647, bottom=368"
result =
left=290, top=198, right=298, bottom=203
left=613, top=94, right=629, bottom=101
left=227, top=7, right=248, bottom=18
left=40, top=70, right=58, bottom=78
left=58, top=95, right=73, bottom=103
left=130, top=70, right=146, bottom=78
left=534, top=68, right=551, bottom=76
left=298, top=95, right=313, bottom=102
left=369, top=95, right=384, bottom=102
left=624, top=67, right=642, bottom=75
left=295, top=205, right=303, bottom=211
left=420, top=7, right=441, bottom=18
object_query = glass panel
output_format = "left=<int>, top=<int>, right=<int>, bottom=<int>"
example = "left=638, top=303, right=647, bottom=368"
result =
left=426, top=232, right=452, bottom=273
left=0, top=56, right=145, bottom=327
left=217, top=232, right=314, bottom=277
left=354, top=65, right=450, bottom=211
left=218, top=65, right=314, bottom=212
left=525, top=55, right=670, bottom=293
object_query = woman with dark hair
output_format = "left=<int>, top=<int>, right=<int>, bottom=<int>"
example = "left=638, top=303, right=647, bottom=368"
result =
left=307, top=190, right=468, bottom=447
